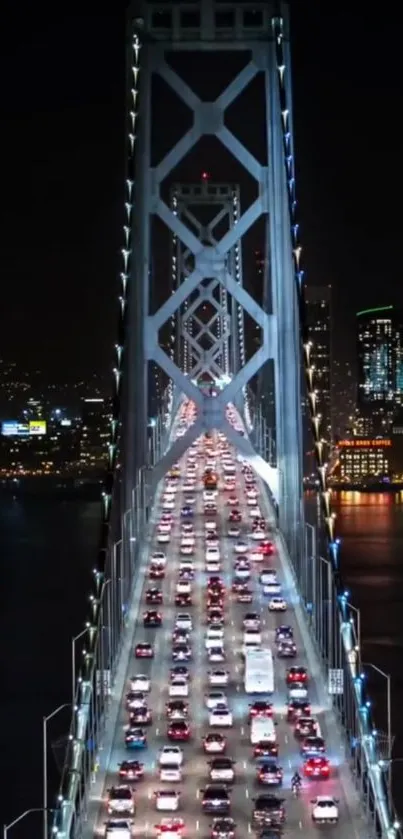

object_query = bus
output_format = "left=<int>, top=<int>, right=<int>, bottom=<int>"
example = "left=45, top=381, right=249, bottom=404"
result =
left=244, top=648, right=274, bottom=694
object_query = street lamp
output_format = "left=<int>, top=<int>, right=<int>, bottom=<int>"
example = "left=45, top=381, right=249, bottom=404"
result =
left=4, top=809, right=47, bottom=839
left=363, top=662, right=392, bottom=799
left=43, top=704, right=71, bottom=839
left=72, top=624, right=90, bottom=708
left=346, top=601, right=361, bottom=672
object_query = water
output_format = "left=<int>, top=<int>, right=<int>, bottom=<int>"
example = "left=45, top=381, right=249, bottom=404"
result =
left=0, top=497, right=101, bottom=832
left=1, top=493, right=402, bottom=830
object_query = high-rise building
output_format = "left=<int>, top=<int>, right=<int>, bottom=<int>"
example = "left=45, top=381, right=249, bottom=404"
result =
left=357, top=305, right=394, bottom=407
left=305, top=286, right=332, bottom=442
left=80, top=398, right=109, bottom=471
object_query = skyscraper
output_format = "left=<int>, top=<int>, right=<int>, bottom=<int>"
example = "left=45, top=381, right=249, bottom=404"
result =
left=305, top=286, right=332, bottom=442
left=357, top=306, right=394, bottom=407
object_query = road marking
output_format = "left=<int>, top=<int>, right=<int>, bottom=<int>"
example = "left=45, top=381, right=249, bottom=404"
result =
left=284, top=734, right=288, bottom=744
left=241, top=726, right=244, bottom=736
left=245, top=788, right=249, bottom=798
left=147, top=788, right=152, bottom=799
left=243, top=760, right=247, bottom=768
left=299, top=820, right=303, bottom=829
left=248, top=824, right=252, bottom=833
left=196, top=820, right=200, bottom=830
left=155, top=728, right=159, bottom=736
left=196, top=789, right=200, bottom=799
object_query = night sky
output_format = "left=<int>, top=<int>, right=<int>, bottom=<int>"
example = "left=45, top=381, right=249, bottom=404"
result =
left=1, top=2, right=400, bottom=376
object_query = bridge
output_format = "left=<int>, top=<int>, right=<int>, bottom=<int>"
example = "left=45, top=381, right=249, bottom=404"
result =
left=40, top=3, right=401, bottom=839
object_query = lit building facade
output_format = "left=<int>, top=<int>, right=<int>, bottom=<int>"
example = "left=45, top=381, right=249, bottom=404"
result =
left=357, top=306, right=394, bottom=406
left=338, top=438, right=391, bottom=484
left=305, top=285, right=332, bottom=442
left=80, top=398, right=109, bottom=471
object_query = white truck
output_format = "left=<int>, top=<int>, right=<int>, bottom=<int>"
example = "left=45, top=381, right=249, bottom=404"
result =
left=250, top=716, right=276, bottom=745
left=244, top=648, right=274, bottom=694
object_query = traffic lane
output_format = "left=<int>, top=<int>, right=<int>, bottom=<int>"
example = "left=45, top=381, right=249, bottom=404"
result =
left=93, top=522, right=181, bottom=836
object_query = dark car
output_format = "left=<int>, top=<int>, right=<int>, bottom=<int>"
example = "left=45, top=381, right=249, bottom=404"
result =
left=252, top=795, right=285, bottom=828
left=201, top=785, right=230, bottom=814
left=145, top=588, right=163, bottom=604
left=143, top=610, right=162, bottom=628
left=256, top=761, right=283, bottom=786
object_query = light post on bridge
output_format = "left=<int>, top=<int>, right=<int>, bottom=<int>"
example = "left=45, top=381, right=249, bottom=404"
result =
left=346, top=600, right=361, bottom=674
left=3, top=809, right=50, bottom=839
left=362, top=662, right=392, bottom=801
left=304, top=522, right=316, bottom=620
left=72, top=625, right=91, bottom=710
left=43, top=704, right=71, bottom=839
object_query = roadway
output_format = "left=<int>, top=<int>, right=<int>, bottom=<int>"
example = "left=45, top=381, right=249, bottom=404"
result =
left=86, top=403, right=367, bottom=838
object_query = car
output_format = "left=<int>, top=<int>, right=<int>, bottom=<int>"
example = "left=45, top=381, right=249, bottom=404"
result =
left=205, top=520, right=218, bottom=533
left=246, top=488, right=258, bottom=499
left=236, top=586, right=253, bottom=603
left=207, top=594, right=224, bottom=610
left=135, top=642, right=153, bottom=658
left=172, top=643, right=191, bottom=662
left=263, top=583, right=281, bottom=596
left=118, top=760, right=144, bottom=781
left=205, top=503, right=217, bottom=515
left=181, top=505, right=193, bottom=518
left=243, top=613, right=260, bottom=630
left=162, top=500, right=175, bottom=510
left=181, top=522, right=194, bottom=534
left=145, top=587, right=163, bottom=604
left=201, top=785, right=230, bottom=814
left=311, top=796, right=339, bottom=825
left=104, top=820, right=132, bottom=839
left=208, top=647, right=225, bottom=663
left=149, top=563, right=165, bottom=578
left=234, top=560, right=250, bottom=580
left=176, top=581, right=191, bottom=595
left=287, top=699, right=311, bottom=720
left=167, top=720, right=190, bottom=741
left=129, top=674, right=150, bottom=693
left=234, top=541, right=248, bottom=554
left=303, top=756, right=330, bottom=779
left=180, top=540, right=194, bottom=556
left=184, top=494, right=195, bottom=505
left=294, top=716, right=320, bottom=738
left=288, top=681, right=308, bottom=700
left=256, top=761, right=283, bottom=786
left=170, top=665, right=190, bottom=682
left=209, top=704, right=233, bottom=727
left=259, top=540, right=274, bottom=556
left=166, top=700, right=188, bottom=720
left=252, top=794, right=285, bottom=828
left=277, top=640, right=296, bottom=658
left=154, top=818, right=185, bottom=838
left=175, top=613, right=192, bottom=631
left=143, top=610, right=162, bottom=628
left=203, top=732, right=227, bottom=753
left=207, top=609, right=224, bottom=626
left=178, top=568, right=193, bottom=582
left=228, top=510, right=241, bottom=523
left=206, top=547, right=221, bottom=561
left=208, top=757, right=235, bottom=783
left=248, top=506, right=261, bottom=518
left=253, top=742, right=279, bottom=759
left=249, top=701, right=273, bottom=718
left=275, top=625, right=293, bottom=641
left=169, top=676, right=189, bottom=698
left=205, top=628, right=224, bottom=649
left=232, top=579, right=247, bottom=593
left=227, top=527, right=241, bottom=538
left=251, top=529, right=265, bottom=541
left=227, top=496, right=238, bottom=506
left=125, top=727, right=147, bottom=749
left=204, top=490, right=217, bottom=502
left=158, top=521, right=172, bottom=533
left=206, top=533, right=219, bottom=548
left=159, top=763, right=182, bottom=783
left=207, top=576, right=225, bottom=592
left=154, top=790, right=180, bottom=811
left=172, top=626, right=190, bottom=644
left=175, top=593, right=192, bottom=607
left=301, top=736, right=326, bottom=756
left=125, top=690, right=146, bottom=710
left=287, top=666, right=308, bottom=685
left=206, top=690, right=227, bottom=710
left=206, top=559, right=221, bottom=573
left=259, top=570, right=277, bottom=585
left=210, top=817, right=236, bottom=839
left=157, top=532, right=170, bottom=544
left=159, top=746, right=183, bottom=766
left=208, top=669, right=229, bottom=687
left=268, top=597, right=287, bottom=612
left=107, top=786, right=135, bottom=815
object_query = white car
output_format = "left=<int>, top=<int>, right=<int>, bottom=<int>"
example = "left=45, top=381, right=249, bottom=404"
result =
left=175, top=613, right=192, bottom=631
left=247, top=496, right=259, bottom=506
left=154, top=790, right=179, bottom=812
left=269, top=597, right=287, bottom=612
left=251, top=529, right=265, bottom=541
left=209, top=704, right=233, bottom=727
left=263, top=583, right=281, bottom=596
left=205, top=627, right=224, bottom=649
left=249, top=507, right=261, bottom=518
left=243, top=614, right=260, bottom=631
left=158, top=522, right=171, bottom=534
left=181, top=522, right=194, bottom=534
left=181, top=534, right=195, bottom=547
left=169, top=677, right=189, bottom=698
left=228, top=527, right=240, bottom=538
left=208, top=669, right=229, bottom=687
left=180, top=542, right=194, bottom=556
left=184, top=495, right=196, bottom=505
left=183, top=481, right=195, bottom=491
left=260, top=571, right=277, bottom=585
left=151, top=552, right=166, bottom=567
left=205, top=521, right=217, bottom=533
left=159, top=746, right=183, bottom=767
left=159, top=763, right=182, bottom=782
left=206, top=546, right=220, bottom=561
left=206, top=536, right=219, bottom=548
left=247, top=489, right=258, bottom=499
left=129, top=674, right=150, bottom=692
left=289, top=683, right=308, bottom=700
left=162, top=500, right=175, bottom=511
left=205, top=690, right=227, bottom=710
left=176, top=581, right=191, bottom=595
left=107, top=786, right=134, bottom=815
left=204, top=489, right=217, bottom=501
left=234, top=541, right=248, bottom=554
left=208, top=758, right=235, bottom=782
left=311, top=797, right=339, bottom=825
left=234, top=562, right=250, bottom=580
left=157, top=532, right=170, bottom=543
left=206, top=559, right=221, bottom=573
left=208, top=647, right=225, bottom=663
left=105, top=820, right=131, bottom=839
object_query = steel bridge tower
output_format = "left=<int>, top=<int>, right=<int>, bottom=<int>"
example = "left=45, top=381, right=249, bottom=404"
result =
left=123, top=0, right=303, bottom=555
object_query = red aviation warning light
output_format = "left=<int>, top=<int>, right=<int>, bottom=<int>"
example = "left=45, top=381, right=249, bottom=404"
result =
left=201, top=171, right=210, bottom=181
